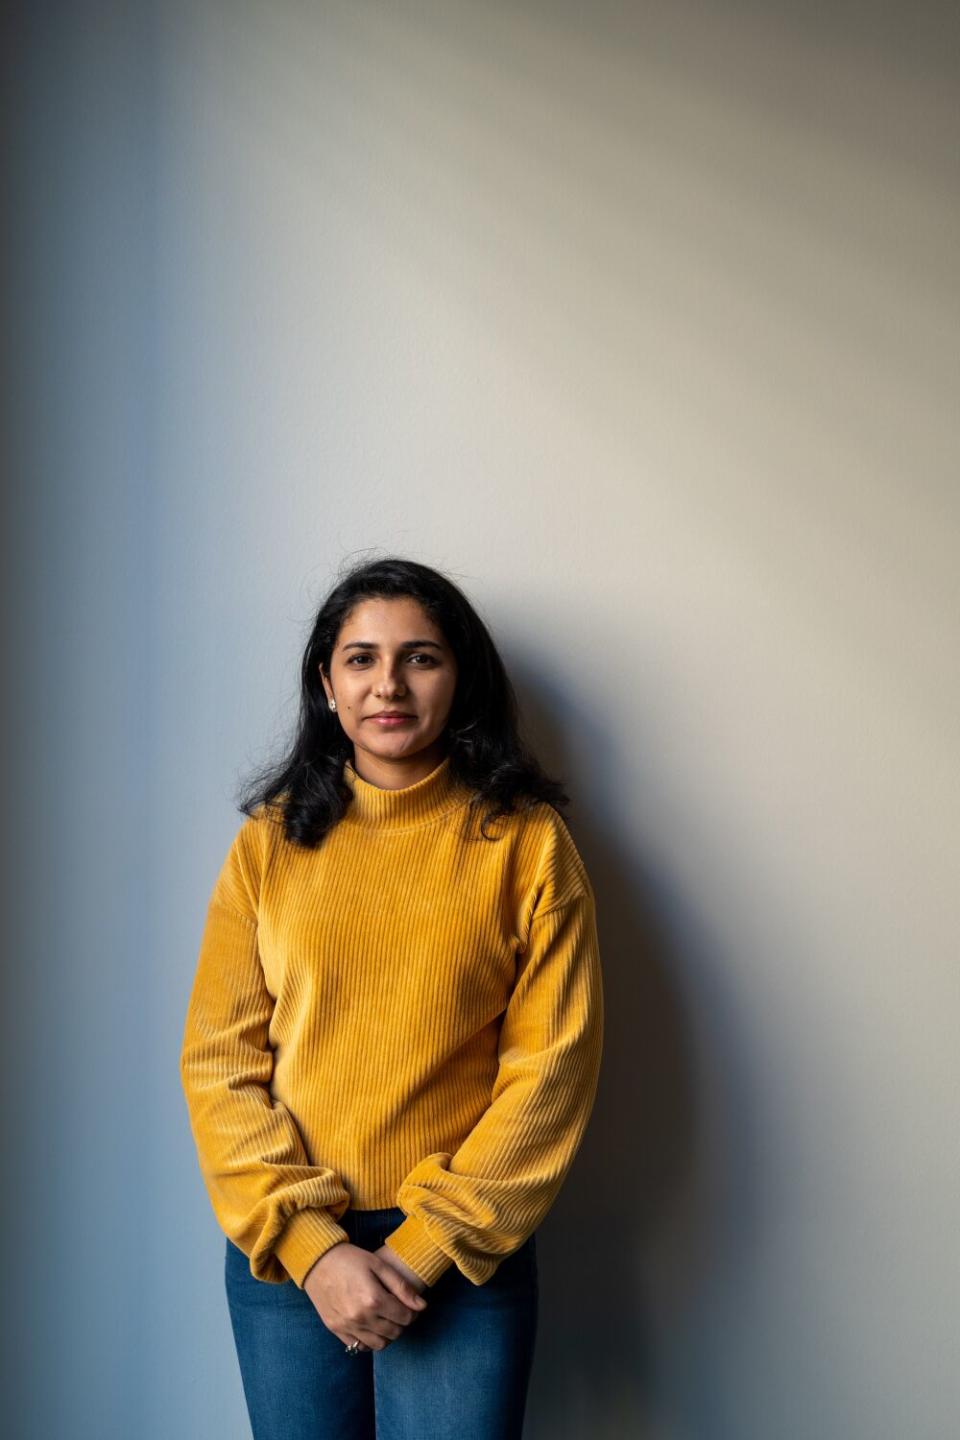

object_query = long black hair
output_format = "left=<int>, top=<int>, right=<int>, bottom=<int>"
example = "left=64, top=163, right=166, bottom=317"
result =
left=236, top=556, right=571, bottom=847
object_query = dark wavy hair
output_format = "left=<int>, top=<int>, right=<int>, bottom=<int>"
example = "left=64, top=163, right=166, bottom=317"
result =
left=236, top=556, right=571, bottom=847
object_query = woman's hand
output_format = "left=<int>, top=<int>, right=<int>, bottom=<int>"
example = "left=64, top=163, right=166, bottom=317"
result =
left=374, top=1243, right=429, bottom=1296
left=303, top=1241, right=428, bottom=1352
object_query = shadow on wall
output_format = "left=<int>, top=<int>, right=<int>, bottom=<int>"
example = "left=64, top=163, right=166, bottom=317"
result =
left=517, top=670, right=763, bottom=1436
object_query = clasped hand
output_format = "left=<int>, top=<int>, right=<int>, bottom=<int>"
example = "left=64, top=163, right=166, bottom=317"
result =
left=304, top=1241, right=429, bottom=1353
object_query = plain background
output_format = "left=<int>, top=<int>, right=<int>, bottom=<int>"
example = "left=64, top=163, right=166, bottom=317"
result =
left=3, top=1, right=958, bottom=1437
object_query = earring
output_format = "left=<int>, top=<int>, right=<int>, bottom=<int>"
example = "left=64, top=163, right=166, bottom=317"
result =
left=329, top=699, right=337, bottom=710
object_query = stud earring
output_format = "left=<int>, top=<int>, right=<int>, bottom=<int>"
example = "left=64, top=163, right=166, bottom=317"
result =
left=329, top=699, right=337, bottom=710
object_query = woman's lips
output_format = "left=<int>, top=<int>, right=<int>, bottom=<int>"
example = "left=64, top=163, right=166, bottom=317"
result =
left=367, top=715, right=415, bottom=725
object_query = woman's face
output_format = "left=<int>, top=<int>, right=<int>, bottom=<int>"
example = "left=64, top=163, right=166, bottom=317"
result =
left=320, top=595, right=459, bottom=770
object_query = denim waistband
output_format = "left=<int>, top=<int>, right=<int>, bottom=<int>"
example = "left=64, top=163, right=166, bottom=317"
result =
left=340, top=1205, right=407, bottom=1248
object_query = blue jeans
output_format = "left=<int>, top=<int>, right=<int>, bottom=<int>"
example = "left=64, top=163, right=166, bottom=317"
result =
left=225, top=1205, right=539, bottom=1439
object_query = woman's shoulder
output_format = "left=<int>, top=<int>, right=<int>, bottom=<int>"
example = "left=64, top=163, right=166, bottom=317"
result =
left=511, top=794, right=580, bottom=844
left=215, top=798, right=286, bottom=903
left=506, top=798, right=594, bottom=917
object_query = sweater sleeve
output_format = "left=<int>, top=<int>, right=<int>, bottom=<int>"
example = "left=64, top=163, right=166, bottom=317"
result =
left=382, top=878, right=604, bottom=1287
left=179, top=813, right=352, bottom=1287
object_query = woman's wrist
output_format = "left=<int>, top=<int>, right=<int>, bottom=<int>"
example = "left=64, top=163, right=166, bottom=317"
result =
left=375, top=1244, right=428, bottom=1293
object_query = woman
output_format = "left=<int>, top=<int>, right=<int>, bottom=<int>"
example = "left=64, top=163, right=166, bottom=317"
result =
left=180, top=556, right=604, bottom=1440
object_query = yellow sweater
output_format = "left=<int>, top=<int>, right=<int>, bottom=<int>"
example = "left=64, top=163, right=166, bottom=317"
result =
left=179, top=754, right=604, bottom=1290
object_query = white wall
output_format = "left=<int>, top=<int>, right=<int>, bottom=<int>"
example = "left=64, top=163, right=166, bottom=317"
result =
left=6, top=1, right=958, bottom=1436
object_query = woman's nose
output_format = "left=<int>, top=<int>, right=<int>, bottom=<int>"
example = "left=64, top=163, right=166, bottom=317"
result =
left=375, top=669, right=406, bottom=693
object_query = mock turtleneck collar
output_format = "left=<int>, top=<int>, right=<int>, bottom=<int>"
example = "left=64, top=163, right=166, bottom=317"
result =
left=341, top=754, right=472, bottom=830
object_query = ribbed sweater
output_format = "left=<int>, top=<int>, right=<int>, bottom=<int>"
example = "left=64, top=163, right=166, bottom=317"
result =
left=179, top=754, right=604, bottom=1290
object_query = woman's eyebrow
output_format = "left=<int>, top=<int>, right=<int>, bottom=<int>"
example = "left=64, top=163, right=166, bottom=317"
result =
left=341, top=639, right=444, bottom=650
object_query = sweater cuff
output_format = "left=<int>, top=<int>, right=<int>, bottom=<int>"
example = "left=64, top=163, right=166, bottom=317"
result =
left=382, top=1214, right=455, bottom=1286
left=274, top=1207, right=351, bottom=1288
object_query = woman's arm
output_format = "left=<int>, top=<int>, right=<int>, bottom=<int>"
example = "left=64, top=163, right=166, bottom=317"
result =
left=179, top=819, right=352, bottom=1287
left=382, top=884, right=604, bottom=1286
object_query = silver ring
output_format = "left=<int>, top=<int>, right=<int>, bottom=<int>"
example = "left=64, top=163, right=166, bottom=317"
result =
left=344, top=1340, right=362, bottom=1355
